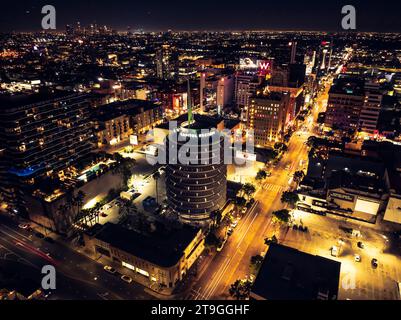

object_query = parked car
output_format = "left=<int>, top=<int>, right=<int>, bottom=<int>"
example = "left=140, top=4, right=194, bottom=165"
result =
left=104, top=265, right=116, bottom=274
left=100, top=212, right=108, bottom=218
left=357, top=241, right=364, bottom=249
left=216, top=239, right=227, bottom=252
left=227, top=228, right=234, bottom=236
left=230, top=220, right=239, bottom=229
left=371, top=258, right=378, bottom=269
left=18, top=223, right=30, bottom=230
left=121, top=275, right=133, bottom=283
left=354, top=254, right=361, bottom=262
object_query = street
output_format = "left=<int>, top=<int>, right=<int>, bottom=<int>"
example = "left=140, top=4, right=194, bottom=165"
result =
left=0, top=215, right=153, bottom=300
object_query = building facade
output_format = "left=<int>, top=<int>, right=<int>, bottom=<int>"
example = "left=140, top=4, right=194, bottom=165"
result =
left=248, top=91, right=291, bottom=147
left=165, top=119, right=227, bottom=225
left=0, top=92, right=93, bottom=214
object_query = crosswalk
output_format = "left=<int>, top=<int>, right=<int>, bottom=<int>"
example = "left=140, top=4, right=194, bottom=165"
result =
left=262, top=183, right=286, bottom=193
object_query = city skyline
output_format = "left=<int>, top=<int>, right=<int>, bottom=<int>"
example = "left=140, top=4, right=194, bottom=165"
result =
left=1, top=0, right=401, bottom=33
left=1, top=1, right=401, bottom=313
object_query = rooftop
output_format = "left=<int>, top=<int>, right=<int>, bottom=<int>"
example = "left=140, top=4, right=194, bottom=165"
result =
left=251, top=243, right=341, bottom=300
left=329, top=77, right=365, bottom=96
left=0, top=91, right=80, bottom=110
left=88, top=222, right=201, bottom=268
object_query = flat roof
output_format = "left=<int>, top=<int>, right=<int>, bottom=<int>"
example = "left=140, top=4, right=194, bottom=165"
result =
left=89, top=222, right=200, bottom=268
left=0, top=91, right=80, bottom=110
left=251, top=243, right=341, bottom=300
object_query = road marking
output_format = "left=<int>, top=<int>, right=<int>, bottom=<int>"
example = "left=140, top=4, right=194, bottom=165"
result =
left=202, top=210, right=260, bottom=299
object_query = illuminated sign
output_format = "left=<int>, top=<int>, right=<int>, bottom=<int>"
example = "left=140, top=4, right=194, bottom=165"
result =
left=258, top=60, right=272, bottom=76
left=239, top=58, right=273, bottom=75
left=130, top=135, right=138, bottom=145
left=329, top=191, right=354, bottom=202
left=239, top=57, right=258, bottom=69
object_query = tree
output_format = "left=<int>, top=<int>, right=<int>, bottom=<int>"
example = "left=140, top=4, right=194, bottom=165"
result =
left=272, top=209, right=291, bottom=225
left=293, top=171, right=305, bottom=183
left=210, top=209, right=222, bottom=227
left=250, top=254, right=264, bottom=275
left=229, top=279, right=252, bottom=300
left=235, top=196, right=247, bottom=212
left=264, top=235, right=278, bottom=245
left=250, top=254, right=264, bottom=266
left=241, top=183, right=256, bottom=200
left=112, top=153, right=136, bottom=189
left=274, top=142, right=288, bottom=152
left=74, top=191, right=86, bottom=213
left=255, top=169, right=268, bottom=181
left=280, top=191, right=299, bottom=207
left=153, top=171, right=161, bottom=204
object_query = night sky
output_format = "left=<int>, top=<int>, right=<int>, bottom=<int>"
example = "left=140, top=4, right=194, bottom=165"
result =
left=1, top=0, right=401, bottom=32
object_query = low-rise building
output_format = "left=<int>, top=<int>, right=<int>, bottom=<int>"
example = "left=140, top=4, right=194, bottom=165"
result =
left=250, top=243, right=341, bottom=300
left=84, top=222, right=204, bottom=294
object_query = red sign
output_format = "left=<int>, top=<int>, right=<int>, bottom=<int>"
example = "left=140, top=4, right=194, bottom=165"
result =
left=258, top=60, right=272, bottom=76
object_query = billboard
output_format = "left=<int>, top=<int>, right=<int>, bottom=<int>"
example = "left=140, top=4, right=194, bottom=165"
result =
left=239, top=57, right=258, bottom=69
left=239, top=58, right=273, bottom=76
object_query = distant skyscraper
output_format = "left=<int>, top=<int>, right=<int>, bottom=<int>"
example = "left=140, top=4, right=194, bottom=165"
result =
left=316, top=41, right=333, bottom=76
left=216, top=75, right=234, bottom=109
left=359, top=82, right=382, bottom=134
left=289, top=41, right=297, bottom=64
left=156, top=45, right=174, bottom=80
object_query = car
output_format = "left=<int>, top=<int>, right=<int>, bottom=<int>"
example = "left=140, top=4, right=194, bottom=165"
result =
left=18, top=223, right=30, bottom=230
left=357, top=241, right=364, bottom=249
left=227, top=228, right=233, bottom=236
left=216, top=239, right=227, bottom=252
left=230, top=221, right=239, bottom=229
left=354, top=254, right=361, bottom=262
left=104, top=265, right=116, bottom=274
left=371, top=258, right=378, bottom=269
left=241, top=207, right=247, bottom=214
left=34, top=232, right=45, bottom=239
left=121, top=275, right=133, bottom=283
left=100, top=212, right=108, bottom=218
left=44, top=237, right=54, bottom=244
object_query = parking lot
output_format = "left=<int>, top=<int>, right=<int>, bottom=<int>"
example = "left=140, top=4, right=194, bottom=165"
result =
left=281, top=211, right=401, bottom=300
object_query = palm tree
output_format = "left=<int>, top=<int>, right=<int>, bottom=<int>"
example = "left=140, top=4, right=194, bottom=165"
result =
left=255, top=170, right=268, bottom=181
left=241, top=183, right=256, bottom=200
left=280, top=191, right=299, bottom=207
left=229, top=279, right=252, bottom=300
left=272, top=209, right=291, bottom=225
left=153, top=171, right=161, bottom=204
left=293, top=171, right=305, bottom=183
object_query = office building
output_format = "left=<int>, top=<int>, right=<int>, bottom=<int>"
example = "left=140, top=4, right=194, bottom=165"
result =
left=248, top=91, right=291, bottom=147
left=165, top=115, right=227, bottom=225
left=325, top=78, right=365, bottom=132
left=359, top=82, right=383, bottom=134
